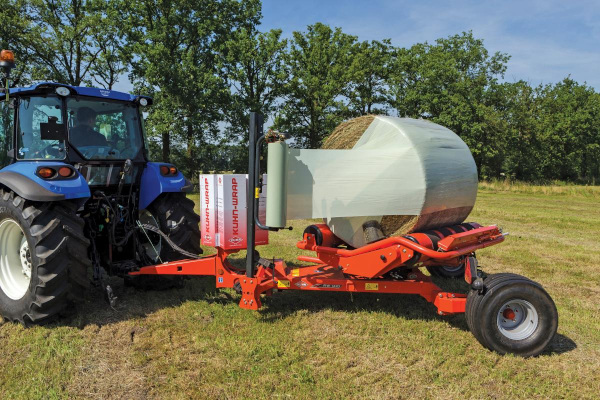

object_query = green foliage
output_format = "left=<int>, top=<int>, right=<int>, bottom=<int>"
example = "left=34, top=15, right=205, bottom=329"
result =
left=273, top=23, right=356, bottom=148
left=1, top=0, right=125, bottom=87
left=494, top=78, right=600, bottom=182
left=123, top=0, right=261, bottom=176
left=346, top=39, right=393, bottom=115
left=1, top=3, right=599, bottom=183
left=0, top=0, right=38, bottom=87
left=534, top=78, right=600, bottom=181
left=219, top=27, right=288, bottom=170
left=388, top=32, right=510, bottom=175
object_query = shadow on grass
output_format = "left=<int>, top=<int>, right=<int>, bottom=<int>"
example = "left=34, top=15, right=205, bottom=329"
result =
left=47, top=272, right=468, bottom=330
left=257, top=287, right=576, bottom=356
left=255, top=273, right=576, bottom=356
left=258, top=277, right=470, bottom=329
left=44, top=273, right=576, bottom=356
left=51, top=276, right=220, bottom=329
left=543, top=333, right=577, bottom=355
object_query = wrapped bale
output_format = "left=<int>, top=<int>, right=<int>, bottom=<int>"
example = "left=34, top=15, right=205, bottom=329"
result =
left=321, top=115, right=478, bottom=247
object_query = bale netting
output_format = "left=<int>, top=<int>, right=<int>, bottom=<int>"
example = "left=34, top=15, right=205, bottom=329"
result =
left=321, top=115, right=478, bottom=248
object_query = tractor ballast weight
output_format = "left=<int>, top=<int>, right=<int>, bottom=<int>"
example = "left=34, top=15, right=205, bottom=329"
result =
left=130, top=113, right=559, bottom=357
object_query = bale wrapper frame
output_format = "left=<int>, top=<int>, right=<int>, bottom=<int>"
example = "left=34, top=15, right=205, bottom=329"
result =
left=132, top=113, right=558, bottom=357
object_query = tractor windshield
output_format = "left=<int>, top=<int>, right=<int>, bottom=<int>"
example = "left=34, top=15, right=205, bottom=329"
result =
left=66, top=98, right=144, bottom=160
left=16, top=96, right=66, bottom=160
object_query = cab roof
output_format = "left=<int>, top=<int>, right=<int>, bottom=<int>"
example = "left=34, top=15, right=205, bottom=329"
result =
left=7, top=82, right=152, bottom=104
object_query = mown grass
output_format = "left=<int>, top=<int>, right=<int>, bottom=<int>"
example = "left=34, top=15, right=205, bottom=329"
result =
left=480, top=179, right=600, bottom=197
left=1, top=185, right=599, bottom=399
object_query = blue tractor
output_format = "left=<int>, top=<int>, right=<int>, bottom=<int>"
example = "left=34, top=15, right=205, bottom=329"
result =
left=0, top=50, right=201, bottom=324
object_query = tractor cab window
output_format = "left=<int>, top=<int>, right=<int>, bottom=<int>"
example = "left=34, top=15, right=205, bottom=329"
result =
left=16, top=96, right=66, bottom=160
left=66, top=98, right=143, bottom=160
left=0, top=100, right=15, bottom=168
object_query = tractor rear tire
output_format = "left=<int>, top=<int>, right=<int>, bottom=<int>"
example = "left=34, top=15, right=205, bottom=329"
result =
left=126, top=192, right=201, bottom=290
left=150, top=192, right=202, bottom=261
left=0, top=189, right=90, bottom=325
left=466, top=273, right=558, bottom=357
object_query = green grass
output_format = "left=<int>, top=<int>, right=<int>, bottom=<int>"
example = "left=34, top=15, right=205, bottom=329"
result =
left=1, top=185, right=599, bottom=399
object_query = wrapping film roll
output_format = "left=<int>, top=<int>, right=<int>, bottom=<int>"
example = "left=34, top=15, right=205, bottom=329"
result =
left=265, top=116, right=478, bottom=247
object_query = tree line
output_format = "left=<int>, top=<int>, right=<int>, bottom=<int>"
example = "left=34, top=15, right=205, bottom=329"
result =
left=2, top=0, right=599, bottom=183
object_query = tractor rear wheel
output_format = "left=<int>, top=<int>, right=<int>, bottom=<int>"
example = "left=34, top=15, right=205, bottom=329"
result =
left=466, top=273, right=558, bottom=357
left=149, top=192, right=202, bottom=261
left=126, top=192, right=201, bottom=290
left=0, top=189, right=90, bottom=325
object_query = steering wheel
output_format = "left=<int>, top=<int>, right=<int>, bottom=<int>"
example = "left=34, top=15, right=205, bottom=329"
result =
left=77, top=145, right=121, bottom=159
left=35, top=142, right=65, bottom=159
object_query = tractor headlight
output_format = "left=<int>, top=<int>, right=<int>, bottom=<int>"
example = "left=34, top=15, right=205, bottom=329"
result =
left=56, top=86, right=70, bottom=96
left=139, top=98, right=148, bottom=107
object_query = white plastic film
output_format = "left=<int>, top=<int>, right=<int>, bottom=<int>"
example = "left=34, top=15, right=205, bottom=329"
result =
left=286, top=147, right=425, bottom=219
left=265, top=116, right=478, bottom=246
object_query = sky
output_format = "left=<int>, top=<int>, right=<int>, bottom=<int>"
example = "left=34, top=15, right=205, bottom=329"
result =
left=114, top=0, right=600, bottom=92
left=259, top=0, right=600, bottom=89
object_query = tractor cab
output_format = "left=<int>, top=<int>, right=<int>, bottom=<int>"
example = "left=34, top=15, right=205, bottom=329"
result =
left=1, top=82, right=151, bottom=188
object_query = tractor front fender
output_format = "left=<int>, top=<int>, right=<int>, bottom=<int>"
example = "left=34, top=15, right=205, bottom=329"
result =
left=139, top=162, right=192, bottom=210
left=0, top=162, right=90, bottom=202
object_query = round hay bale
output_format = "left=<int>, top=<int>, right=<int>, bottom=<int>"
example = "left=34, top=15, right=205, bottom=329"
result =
left=321, top=115, right=477, bottom=247
left=322, top=115, right=376, bottom=149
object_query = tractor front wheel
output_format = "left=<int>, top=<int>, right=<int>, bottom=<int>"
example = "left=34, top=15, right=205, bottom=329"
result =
left=0, top=189, right=90, bottom=325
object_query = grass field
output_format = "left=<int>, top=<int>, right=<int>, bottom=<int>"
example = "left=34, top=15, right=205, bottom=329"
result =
left=1, top=185, right=599, bottom=399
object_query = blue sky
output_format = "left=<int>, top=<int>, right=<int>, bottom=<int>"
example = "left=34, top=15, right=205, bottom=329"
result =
left=259, top=0, right=600, bottom=89
left=114, top=0, right=600, bottom=92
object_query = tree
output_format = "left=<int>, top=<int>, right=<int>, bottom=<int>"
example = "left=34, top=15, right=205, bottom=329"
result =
left=535, top=78, right=600, bottom=181
left=388, top=32, right=510, bottom=177
left=497, top=80, right=545, bottom=181
left=0, top=0, right=38, bottom=87
left=274, top=23, right=356, bottom=148
left=346, top=39, right=393, bottom=115
left=87, top=0, right=128, bottom=89
left=124, top=0, right=261, bottom=171
left=7, top=0, right=124, bottom=87
left=219, top=27, right=287, bottom=170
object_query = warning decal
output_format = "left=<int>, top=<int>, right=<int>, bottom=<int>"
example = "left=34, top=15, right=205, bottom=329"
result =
left=277, top=280, right=290, bottom=288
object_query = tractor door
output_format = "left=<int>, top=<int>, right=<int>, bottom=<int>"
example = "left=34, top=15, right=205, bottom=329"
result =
left=0, top=99, right=15, bottom=168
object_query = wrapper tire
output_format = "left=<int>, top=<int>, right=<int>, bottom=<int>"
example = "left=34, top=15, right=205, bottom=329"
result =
left=466, top=273, right=558, bottom=357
